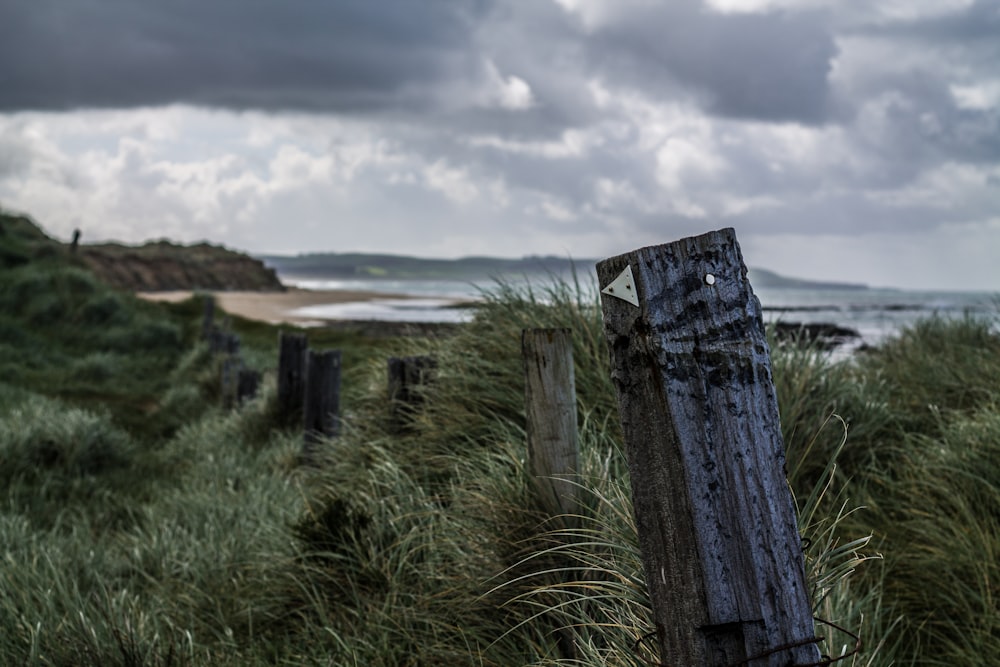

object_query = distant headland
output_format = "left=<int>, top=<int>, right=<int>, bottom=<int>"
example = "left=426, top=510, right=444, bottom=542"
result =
left=259, top=251, right=869, bottom=292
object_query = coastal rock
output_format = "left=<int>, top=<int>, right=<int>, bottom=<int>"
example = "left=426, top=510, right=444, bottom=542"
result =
left=771, top=321, right=861, bottom=350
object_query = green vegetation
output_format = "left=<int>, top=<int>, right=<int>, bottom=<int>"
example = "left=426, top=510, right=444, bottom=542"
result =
left=262, top=251, right=868, bottom=290
left=2, top=210, right=998, bottom=665
left=259, top=250, right=589, bottom=281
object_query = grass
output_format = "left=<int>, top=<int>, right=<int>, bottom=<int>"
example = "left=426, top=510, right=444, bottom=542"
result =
left=1, top=222, right=998, bottom=664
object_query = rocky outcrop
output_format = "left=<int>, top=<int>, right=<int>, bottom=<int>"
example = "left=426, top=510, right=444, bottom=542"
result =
left=79, top=240, right=285, bottom=292
left=771, top=321, right=861, bottom=350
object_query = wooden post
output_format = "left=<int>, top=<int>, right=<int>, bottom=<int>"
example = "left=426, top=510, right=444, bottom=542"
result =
left=221, top=354, right=241, bottom=409
left=237, top=368, right=261, bottom=404
left=209, top=328, right=238, bottom=355
left=303, top=349, right=342, bottom=461
left=596, top=228, right=820, bottom=666
left=70, top=229, right=81, bottom=253
left=201, top=296, right=216, bottom=340
left=522, top=328, right=580, bottom=520
left=277, top=332, right=308, bottom=423
left=387, top=356, right=436, bottom=432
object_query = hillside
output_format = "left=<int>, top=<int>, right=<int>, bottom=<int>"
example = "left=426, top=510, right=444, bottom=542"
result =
left=1, top=209, right=285, bottom=292
left=80, top=240, right=285, bottom=292
left=261, top=251, right=869, bottom=290
left=259, top=252, right=586, bottom=281
left=747, top=267, right=868, bottom=291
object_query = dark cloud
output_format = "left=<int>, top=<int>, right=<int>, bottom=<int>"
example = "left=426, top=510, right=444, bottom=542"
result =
left=587, top=3, right=838, bottom=124
left=843, top=4, right=1000, bottom=167
left=1, top=1, right=998, bottom=290
left=0, top=0, right=486, bottom=112
left=0, top=0, right=843, bottom=127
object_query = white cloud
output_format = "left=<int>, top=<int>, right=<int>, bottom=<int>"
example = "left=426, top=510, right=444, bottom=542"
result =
left=478, top=60, right=536, bottom=110
left=654, top=137, right=725, bottom=192
left=424, top=160, right=480, bottom=204
left=951, top=82, right=1000, bottom=111
left=869, top=0, right=975, bottom=22
left=467, top=127, right=601, bottom=158
left=539, top=198, right=576, bottom=222
left=704, top=0, right=833, bottom=14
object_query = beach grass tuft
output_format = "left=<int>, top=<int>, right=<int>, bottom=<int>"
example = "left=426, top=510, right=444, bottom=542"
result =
left=1, top=233, right=998, bottom=665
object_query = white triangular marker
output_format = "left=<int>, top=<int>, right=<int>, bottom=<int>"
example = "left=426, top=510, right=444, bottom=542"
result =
left=601, top=264, right=639, bottom=307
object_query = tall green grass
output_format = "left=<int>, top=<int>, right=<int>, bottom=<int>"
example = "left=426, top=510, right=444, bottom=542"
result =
left=1, top=248, right=997, bottom=665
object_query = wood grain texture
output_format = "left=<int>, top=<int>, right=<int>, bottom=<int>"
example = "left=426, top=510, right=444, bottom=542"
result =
left=303, top=349, right=342, bottom=461
left=522, top=328, right=580, bottom=520
left=277, top=331, right=308, bottom=421
left=597, top=228, right=818, bottom=666
left=387, top=355, right=437, bottom=433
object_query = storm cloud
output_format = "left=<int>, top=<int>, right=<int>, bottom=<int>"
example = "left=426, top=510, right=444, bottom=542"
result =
left=0, top=0, right=997, bottom=290
left=0, top=0, right=486, bottom=112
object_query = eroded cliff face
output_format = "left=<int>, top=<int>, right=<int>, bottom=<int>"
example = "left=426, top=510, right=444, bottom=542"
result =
left=79, top=241, right=285, bottom=292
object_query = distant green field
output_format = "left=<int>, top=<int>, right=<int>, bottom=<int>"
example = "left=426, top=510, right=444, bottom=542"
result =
left=2, top=209, right=997, bottom=665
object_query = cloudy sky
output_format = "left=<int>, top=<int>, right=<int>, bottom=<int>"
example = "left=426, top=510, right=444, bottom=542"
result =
left=1, top=0, right=998, bottom=290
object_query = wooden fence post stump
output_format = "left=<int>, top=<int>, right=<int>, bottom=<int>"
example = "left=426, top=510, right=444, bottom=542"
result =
left=387, top=356, right=437, bottom=433
left=237, top=368, right=261, bottom=405
left=201, top=296, right=216, bottom=341
left=597, top=228, right=820, bottom=666
left=208, top=327, right=224, bottom=353
left=218, top=333, right=242, bottom=409
left=302, top=349, right=342, bottom=463
left=277, top=332, right=308, bottom=424
left=522, top=328, right=580, bottom=521
left=221, top=355, right=240, bottom=409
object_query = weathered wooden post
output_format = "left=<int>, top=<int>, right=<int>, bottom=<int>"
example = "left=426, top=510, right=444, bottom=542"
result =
left=522, top=328, right=580, bottom=520
left=218, top=333, right=242, bottom=408
left=201, top=296, right=216, bottom=341
left=277, top=332, right=308, bottom=423
left=70, top=229, right=81, bottom=253
left=597, top=228, right=820, bottom=666
left=302, top=349, right=342, bottom=462
left=221, top=355, right=240, bottom=409
left=237, top=368, right=261, bottom=405
left=387, top=355, right=437, bottom=433
left=209, top=327, right=237, bottom=355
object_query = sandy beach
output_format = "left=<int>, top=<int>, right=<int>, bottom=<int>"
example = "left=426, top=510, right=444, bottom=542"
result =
left=138, top=287, right=424, bottom=326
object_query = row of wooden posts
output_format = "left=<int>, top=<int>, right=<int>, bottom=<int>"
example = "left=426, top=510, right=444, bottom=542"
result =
left=202, top=298, right=445, bottom=461
left=203, top=298, right=261, bottom=409
left=199, top=228, right=827, bottom=665
left=201, top=294, right=581, bottom=498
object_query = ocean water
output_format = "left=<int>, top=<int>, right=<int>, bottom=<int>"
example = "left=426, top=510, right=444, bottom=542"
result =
left=754, top=286, right=997, bottom=346
left=283, top=275, right=998, bottom=346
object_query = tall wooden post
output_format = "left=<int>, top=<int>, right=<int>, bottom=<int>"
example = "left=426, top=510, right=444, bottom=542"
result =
left=221, top=355, right=241, bottom=409
left=218, top=333, right=242, bottom=409
left=596, top=228, right=820, bottom=666
left=522, top=328, right=580, bottom=520
left=387, top=356, right=436, bottom=433
left=303, top=349, right=342, bottom=462
left=277, top=332, right=308, bottom=423
left=237, top=368, right=261, bottom=405
left=201, top=296, right=216, bottom=341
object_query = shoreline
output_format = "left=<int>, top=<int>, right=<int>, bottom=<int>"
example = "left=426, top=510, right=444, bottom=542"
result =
left=139, top=287, right=467, bottom=337
left=137, top=287, right=445, bottom=327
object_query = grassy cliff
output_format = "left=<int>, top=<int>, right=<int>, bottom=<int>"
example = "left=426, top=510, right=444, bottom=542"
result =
left=81, top=240, right=284, bottom=292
